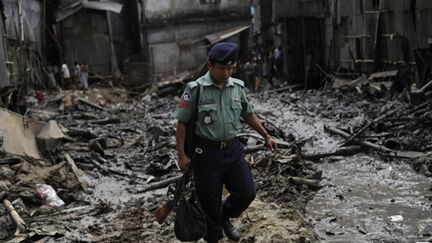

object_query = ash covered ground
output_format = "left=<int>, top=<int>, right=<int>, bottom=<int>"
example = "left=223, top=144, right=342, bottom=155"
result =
left=1, top=87, right=431, bottom=242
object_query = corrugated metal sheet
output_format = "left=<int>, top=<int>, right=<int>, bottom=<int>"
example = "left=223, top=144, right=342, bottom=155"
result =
left=416, top=1, right=432, bottom=47
left=274, top=0, right=324, bottom=17
left=62, top=11, right=111, bottom=73
left=338, top=0, right=355, bottom=18
left=1, top=0, right=43, bottom=87
left=3, top=0, right=42, bottom=47
left=204, top=25, right=250, bottom=44
left=0, top=16, right=10, bottom=88
left=416, top=9, right=432, bottom=47
left=416, top=0, right=432, bottom=9
left=64, top=34, right=111, bottom=73
left=380, top=0, right=411, bottom=11
left=271, top=0, right=432, bottom=81
left=56, top=0, right=123, bottom=21
left=83, top=1, right=123, bottom=13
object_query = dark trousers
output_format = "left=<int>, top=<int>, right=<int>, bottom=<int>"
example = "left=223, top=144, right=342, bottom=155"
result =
left=192, top=140, right=256, bottom=242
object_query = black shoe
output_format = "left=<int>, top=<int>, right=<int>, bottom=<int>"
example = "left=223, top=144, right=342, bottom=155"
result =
left=221, top=217, right=241, bottom=242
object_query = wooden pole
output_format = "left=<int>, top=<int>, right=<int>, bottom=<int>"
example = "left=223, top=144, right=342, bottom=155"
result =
left=65, top=154, right=91, bottom=193
left=3, top=199, right=26, bottom=235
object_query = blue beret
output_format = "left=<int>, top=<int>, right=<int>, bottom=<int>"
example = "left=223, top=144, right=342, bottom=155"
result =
left=208, top=42, right=239, bottom=65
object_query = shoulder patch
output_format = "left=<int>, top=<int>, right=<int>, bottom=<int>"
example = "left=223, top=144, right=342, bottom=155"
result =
left=232, top=79, right=244, bottom=87
left=178, top=89, right=193, bottom=107
left=180, top=90, right=192, bottom=102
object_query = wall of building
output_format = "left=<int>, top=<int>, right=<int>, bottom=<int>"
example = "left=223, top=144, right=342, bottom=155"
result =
left=110, top=0, right=141, bottom=71
left=146, top=21, right=249, bottom=77
left=274, top=0, right=324, bottom=18
left=143, top=0, right=248, bottom=22
left=60, top=3, right=140, bottom=77
left=0, top=14, right=9, bottom=88
left=416, top=0, right=432, bottom=47
left=142, top=0, right=250, bottom=77
left=61, top=10, right=111, bottom=74
left=271, top=0, right=432, bottom=86
left=1, top=0, right=43, bottom=88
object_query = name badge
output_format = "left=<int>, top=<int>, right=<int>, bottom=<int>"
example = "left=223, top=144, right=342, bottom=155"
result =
left=204, top=115, right=212, bottom=125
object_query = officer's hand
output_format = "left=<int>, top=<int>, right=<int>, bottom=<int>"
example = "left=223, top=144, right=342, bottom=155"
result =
left=177, top=155, right=191, bottom=171
left=265, top=136, right=277, bottom=152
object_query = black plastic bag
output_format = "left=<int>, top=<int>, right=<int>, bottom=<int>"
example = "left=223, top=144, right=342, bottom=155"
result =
left=174, top=190, right=207, bottom=241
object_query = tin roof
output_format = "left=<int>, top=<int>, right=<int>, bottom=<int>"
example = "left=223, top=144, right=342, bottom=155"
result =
left=204, top=25, right=250, bottom=44
left=56, top=0, right=123, bottom=22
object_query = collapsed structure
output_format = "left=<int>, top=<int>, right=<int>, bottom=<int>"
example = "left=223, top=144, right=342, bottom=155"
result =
left=254, top=0, right=432, bottom=88
left=0, top=0, right=431, bottom=98
left=0, top=0, right=251, bottom=90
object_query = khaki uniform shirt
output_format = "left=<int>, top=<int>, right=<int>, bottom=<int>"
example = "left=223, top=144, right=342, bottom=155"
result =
left=175, top=72, right=254, bottom=141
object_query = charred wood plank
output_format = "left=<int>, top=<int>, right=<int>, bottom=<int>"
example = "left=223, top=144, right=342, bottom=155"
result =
left=420, top=79, right=432, bottom=92
left=29, top=206, right=92, bottom=224
left=341, top=108, right=399, bottom=146
left=289, top=176, right=321, bottom=189
left=95, top=155, right=136, bottom=178
left=256, top=84, right=302, bottom=95
left=89, top=117, right=121, bottom=125
left=303, top=146, right=363, bottom=161
left=89, top=139, right=105, bottom=156
left=67, top=129, right=98, bottom=139
left=383, top=117, right=426, bottom=122
left=0, top=157, right=22, bottom=165
left=65, top=154, right=91, bottom=193
left=407, top=99, right=432, bottom=116
left=77, top=97, right=106, bottom=111
left=131, top=174, right=182, bottom=193
left=324, top=125, right=427, bottom=159
left=89, top=159, right=109, bottom=175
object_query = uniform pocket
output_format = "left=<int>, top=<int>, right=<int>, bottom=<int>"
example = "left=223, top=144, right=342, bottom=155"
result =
left=198, top=104, right=218, bottom=126
left=230, top=98, right=242, bottom=129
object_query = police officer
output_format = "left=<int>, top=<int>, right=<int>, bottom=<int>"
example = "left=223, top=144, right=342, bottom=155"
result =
left=175, top=42, right=277, bottom=243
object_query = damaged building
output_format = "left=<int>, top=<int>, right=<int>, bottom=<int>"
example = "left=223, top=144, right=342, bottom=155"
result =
left=0, top=0, right=44, bottom=88
left=55, top=0, right=139, bottom=79
left=254, top=0, right=432, bottom=89
left=140, top=0, right=250, bottom=83
left=0, top=0, right=251, bottom=92
left=2, top=0, right=431, bottom=94
left=2, top=1, right=432, bottom=243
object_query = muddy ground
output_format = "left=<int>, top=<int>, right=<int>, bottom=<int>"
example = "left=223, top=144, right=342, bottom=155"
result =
left=1, top=86, right=432, bottom=243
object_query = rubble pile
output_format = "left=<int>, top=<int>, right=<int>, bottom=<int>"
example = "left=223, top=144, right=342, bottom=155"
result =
left=2, top=80, right=431, bottom=242
left=0, top=86, right=321, bottom=242
left=261, top=88, right=432, bottom=175
left=293, top=90, right=432, bottom=152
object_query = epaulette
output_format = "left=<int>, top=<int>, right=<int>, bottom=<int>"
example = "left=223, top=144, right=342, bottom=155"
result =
left=186, top=80, right=200, bottom=89
left=232, top=78, right=245, bottom=88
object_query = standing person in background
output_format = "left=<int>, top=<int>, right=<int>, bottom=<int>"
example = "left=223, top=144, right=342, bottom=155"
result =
left=254, top=51, right=262, bottom=92
left=61, top=61, right=71, bottom=89
left=45, top=64, right=57, bottom=90
left=273, top=45, right=283, bottom=77
left=267, top=48, right=275, bottom=88
left=74, top=61, right=81, bottom=88
left=175, top=42, right=277, bottom=243
left=80, top=61, right=89, bottom=89
left=244, top=57, right=257, bottom=92
left=251, top=44, right=263, bottom=92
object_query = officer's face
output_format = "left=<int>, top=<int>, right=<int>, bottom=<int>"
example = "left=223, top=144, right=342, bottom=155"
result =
left=208, top=62, right=236, bottom=84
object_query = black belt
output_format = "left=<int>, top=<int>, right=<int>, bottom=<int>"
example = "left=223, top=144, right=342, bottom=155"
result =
left=197, top=137, right=235, bottom=150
